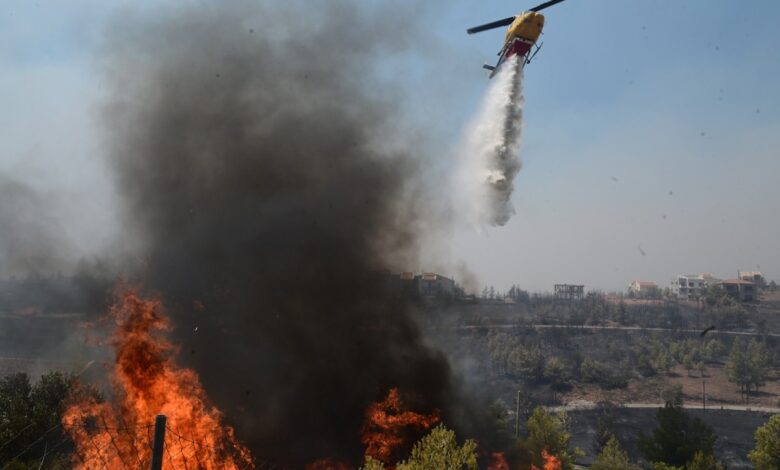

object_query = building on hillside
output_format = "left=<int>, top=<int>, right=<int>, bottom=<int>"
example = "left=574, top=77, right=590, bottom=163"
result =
left=418, top=272, right=455, bottom=297
left=554, top=284, right=584, bottom=300
left=628, top=280, right=659, bottom=296
left=393, top=272, right=455, bottom=298
left=718, top=279, right=757, bottom=302
left=700, top=273, right=722, bottom=285
left=671, top=274, right=707, bottom=299
left=738, top=270, right=765, bottom=287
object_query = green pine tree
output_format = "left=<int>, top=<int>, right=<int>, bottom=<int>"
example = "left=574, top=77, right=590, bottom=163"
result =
left=590, top=436, right=640, bottom=470
left=359, top=456, right=386, bottom=470
left=686, top=451, right=725, bottom=470
left=395, top=425, right=478, bottom=470
left=748, top=414, right=780, bottom=469
left=525, top=407, right=583, bottom=470
left=639, top=398, right=717, bottom=467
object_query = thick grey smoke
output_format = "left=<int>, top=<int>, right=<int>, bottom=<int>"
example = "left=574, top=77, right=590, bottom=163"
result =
left=455, top=56, right=524, bottom=227
left=0, top=175, right=75, bottom=278
left=100, top=0, right=469, bottom=464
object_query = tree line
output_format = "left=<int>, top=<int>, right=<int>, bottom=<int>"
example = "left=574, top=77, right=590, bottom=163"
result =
left=471, top=326, right=776, bottom=405
left=3, top=372, right=780, bottom=469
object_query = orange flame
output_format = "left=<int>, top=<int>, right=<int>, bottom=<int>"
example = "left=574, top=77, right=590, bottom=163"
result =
left=530, top=449, right=562, bottom=470
left=487, top=451, right=510, bottom=470
left=361, top=388, right=439, bottom=464
left=305, top=459, right=352, bottom=470
left=63, top=287, right=253, bottom=469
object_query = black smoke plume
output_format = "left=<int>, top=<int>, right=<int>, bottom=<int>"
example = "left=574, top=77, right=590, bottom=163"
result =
left=101, top=0, right=459, bottom=464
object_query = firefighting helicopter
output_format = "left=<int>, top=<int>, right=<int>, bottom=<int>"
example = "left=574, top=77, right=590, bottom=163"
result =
left=467, top=0, right=568, bottom=77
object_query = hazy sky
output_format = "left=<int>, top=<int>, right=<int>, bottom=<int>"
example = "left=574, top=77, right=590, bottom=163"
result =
left=440, top=0, right=780, bottom=292
left=1, top=0, right=779, bottom=292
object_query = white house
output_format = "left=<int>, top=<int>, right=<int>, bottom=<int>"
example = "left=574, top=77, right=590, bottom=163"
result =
left=738, top=270, right=765, bottom=287
left=671, top=274, right=707, bottom=299
left=628, top=280, right=659, bottom=296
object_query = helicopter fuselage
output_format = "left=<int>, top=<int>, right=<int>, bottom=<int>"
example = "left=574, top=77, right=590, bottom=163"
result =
left=501, top=12, right=545, bottom=64
left=483, top=12, right=545, bottom=77
left=468, top=2, right=561, bottom=78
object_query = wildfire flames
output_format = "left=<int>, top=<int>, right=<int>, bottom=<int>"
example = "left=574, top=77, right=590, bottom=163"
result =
left=59, top=286, right=564, bottom=470
left=488, top=449, right=561, bottom=470
left=361, top=388, right=439, bottom=464
left=63, top=287, right=253, bottom=469
left=488, top=452, right=510, bottom=470
left=305, top=459, right=352, bottom=470
left=531, top=450, right=562, bottom=470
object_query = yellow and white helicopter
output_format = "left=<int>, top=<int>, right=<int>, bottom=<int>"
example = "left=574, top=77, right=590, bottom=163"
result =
left=467, top=0, right=567, bottom=77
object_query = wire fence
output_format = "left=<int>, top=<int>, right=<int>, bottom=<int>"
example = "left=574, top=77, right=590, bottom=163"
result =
left=0, top=418, right=269, bottom=470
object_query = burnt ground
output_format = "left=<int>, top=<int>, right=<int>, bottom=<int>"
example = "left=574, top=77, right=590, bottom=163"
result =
left=558, top=363, right=780, bottom=409
left=420, top=292, right=780, bottom=466
left=567, top=407, right=771, bottom=468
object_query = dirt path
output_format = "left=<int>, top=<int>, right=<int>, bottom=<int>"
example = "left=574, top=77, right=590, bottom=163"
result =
left=549, top=399, right=780, bottom=414
left=446, top=323, right=780, bottom=338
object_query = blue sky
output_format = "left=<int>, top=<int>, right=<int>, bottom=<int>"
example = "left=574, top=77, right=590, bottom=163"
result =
left=435, top=0, right=780, bottom=291
left=1, top=0, right=779, bottom=291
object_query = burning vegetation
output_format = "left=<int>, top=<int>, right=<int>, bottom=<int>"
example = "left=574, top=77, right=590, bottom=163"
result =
left=361, top=388, right=440, bottom=464
left=58, top=286, right=564, bottom=469
left=533, top=450, right=562, bottom=470
left=63, top=287, right=253, bottom=469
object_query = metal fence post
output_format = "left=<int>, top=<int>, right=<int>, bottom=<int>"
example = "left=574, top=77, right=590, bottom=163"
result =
left=150, top=415, right=167, bottom=470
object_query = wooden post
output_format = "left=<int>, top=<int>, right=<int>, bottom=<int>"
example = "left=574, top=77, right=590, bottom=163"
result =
left=702, top=380, right=706, bottom=411
left=150, top=415, right=167, bottom=470
left=515, top=390, right=521, bottom=437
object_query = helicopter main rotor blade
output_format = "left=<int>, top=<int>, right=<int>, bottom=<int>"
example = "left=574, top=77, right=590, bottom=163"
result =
left=466, top=16, right=516, bottom=35
left=529, top=0, right=568, bottom=12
